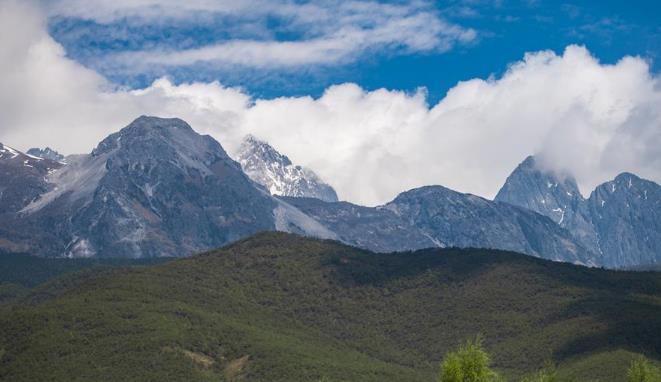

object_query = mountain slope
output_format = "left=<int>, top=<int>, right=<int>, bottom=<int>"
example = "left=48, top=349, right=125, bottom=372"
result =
left=587, top=173, right=661, bottom=268
left=1, top=233, right=659, bottom=382
left=9, top=116, right=281, bottom=258
left=286, top=186, right=593, bottom=265
left=0, top=143, right=62, bottom=217
left=280, top=196, right=439, bottom=252
left=495, top=157, right=584, bottom=226
left=236, top=135, right=338, bottom=202
left=496, top=156, right=661, bottom=268
left=494, top=156, right=598, bottom=251
left=387, top=186, right=593, bottom=264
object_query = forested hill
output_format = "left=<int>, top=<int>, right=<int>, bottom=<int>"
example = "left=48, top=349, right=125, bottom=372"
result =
left=1, top=232, right=660, bottom=381
left=0, top=253, right=170, bottom=304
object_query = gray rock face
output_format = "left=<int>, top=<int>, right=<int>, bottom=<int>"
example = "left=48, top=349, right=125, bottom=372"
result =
left=0, top=143, right=62, bottom=215
left=0, top=144, right=63, bottom=253
left=26, top=147, right=65, bottom=162
left=280, top=196, right=437, bottom=253
left=495, top=156, right=599, bottom=251
left=236, top=135, right=338, bottom=202
left=387, top=186, right=592, bottom=264
left=285, top=185, right=592, bottom=265
left=587, top=173, right=661, bottom=268
left=496, top=156, right=661, bottom=268
left=14, top=116, right=280, bottom=258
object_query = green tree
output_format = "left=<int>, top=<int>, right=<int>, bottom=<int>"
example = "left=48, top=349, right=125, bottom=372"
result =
left=439, top=337, right=502, bottom=382
left=628, top=357, right=661, bottom=382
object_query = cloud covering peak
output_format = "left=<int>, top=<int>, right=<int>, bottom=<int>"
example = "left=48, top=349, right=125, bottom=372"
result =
left=1, top=1, right=660, bottom=206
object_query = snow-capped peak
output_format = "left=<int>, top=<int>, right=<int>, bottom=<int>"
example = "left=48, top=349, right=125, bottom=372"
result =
left=236, top=135, right=338, bottom=202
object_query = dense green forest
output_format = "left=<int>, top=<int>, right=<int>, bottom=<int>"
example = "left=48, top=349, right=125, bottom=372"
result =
left=0, top=233, right=659, bottom=381
left=0, top=252, right=170, bottom=304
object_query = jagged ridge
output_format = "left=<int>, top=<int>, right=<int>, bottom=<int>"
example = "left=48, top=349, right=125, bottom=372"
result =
left=496, top=156, right=661, bottom=268
left=236, top=135, right=338, bottom=202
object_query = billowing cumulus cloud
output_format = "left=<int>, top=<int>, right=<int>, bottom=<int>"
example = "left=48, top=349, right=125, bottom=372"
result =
left=1, top=1, right=660, bottom=206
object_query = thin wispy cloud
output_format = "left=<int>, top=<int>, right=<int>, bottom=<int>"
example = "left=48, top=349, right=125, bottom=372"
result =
left=43, top=0, right=476, bottom=71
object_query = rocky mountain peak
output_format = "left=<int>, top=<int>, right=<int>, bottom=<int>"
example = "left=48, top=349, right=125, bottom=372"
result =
left=0, top=143, right=24, bottom=161
left=0, top=142, right=60, bottom=170
left=89, top=116, right=238, bottom=180
left=0, top=143, right=63, bottom=215
left=589, top=172, right=658, bottom=210
left=26, top=147, right=65, bottom=162
left=612, top=172, right=644, bottom=190
left=93, top=116, right=220, bottom=156
left=497, top=156, right=661, bottom=268
left=587, top=174, right=661, bottom=268
left=495, top=155, right=584, bottom=226
left=15, top=116, right=280, bottom=258
left=241, top=134, right=293, bottom=166
left=495, top=155, right=599, bottom=258
left=236, top=135, right=338, bottom=202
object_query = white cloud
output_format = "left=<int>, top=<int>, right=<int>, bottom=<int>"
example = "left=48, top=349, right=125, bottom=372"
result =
left=42, top=0, right=277, bottom=22
left=1, top=0, right=660, bottom=206
left=110, top=15, right=474, bottom=69
left=43, top=0, right=476, bottom=70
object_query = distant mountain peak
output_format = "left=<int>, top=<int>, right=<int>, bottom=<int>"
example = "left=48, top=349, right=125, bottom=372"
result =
left=112, top=116, right=195, bottom=141
left=0, top=143, right=21, bottom=160
left=495, top=154, right=598, bottom=256
left=92, top=116, right=207, bottom=156
left=495, top=155, right=585, bottom=221
left=0, top=143, right=63, bottom=215
left=612, top=172, right=643, bottom=188
left=26, top=147, right=65, bottom=162
left=131, top=115, right=192, bottom=129
left=242, top=134, right=294, bottom=167
left=497, top=155, right=661, bottom=268
left=236, top=135, right=338, bottom=202
left=505, top=155, right=582, bottom=192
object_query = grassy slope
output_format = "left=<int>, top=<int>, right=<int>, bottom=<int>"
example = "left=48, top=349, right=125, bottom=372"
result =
left=0, top=232, right=659, bottom=381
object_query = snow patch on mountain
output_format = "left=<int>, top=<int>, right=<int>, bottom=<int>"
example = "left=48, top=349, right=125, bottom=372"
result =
left=273, top=200, right=338, bottom=240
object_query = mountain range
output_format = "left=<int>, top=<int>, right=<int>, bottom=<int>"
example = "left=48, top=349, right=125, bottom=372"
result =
left=0, top=117, right=337, bottom=258
left=0, top=116, right=658, bottom=269
left=495, top=156, right=661, bottom=268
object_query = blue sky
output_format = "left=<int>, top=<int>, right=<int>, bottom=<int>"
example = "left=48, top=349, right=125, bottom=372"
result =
left=45, top=0, right=661, bottom=103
